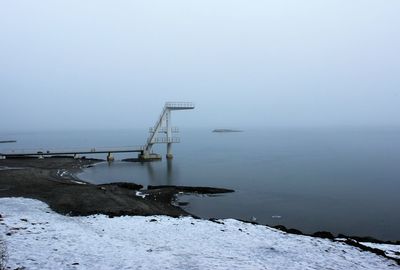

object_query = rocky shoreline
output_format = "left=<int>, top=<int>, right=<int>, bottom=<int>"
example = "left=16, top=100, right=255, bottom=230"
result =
left=0, top=157, right=235, bottom=218
left=0, top=157, right=399, bottom=264
left=0, top=157, right=188, bottom=217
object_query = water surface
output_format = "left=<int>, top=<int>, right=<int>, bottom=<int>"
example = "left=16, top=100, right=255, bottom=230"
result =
left=2, top=127, right=400, bottom=240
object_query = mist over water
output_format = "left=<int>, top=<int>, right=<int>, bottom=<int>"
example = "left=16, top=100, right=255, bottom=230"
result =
left=2, top=1, right=400, bottom=131
left=3, top=127, right=399, bottom=240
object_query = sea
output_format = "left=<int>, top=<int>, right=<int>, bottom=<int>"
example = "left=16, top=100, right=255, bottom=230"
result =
left=1, top=127, right=399, bottom=241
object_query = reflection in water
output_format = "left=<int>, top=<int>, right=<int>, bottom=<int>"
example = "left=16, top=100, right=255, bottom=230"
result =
left=144, top=159, right=176, bottom=186
left=166, top=159, right=173, bottom=185
left=145, top=162, right=156, bottom=186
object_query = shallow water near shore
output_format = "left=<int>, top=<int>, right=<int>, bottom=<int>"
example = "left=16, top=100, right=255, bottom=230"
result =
left=2, top=127, right=400, bottom=240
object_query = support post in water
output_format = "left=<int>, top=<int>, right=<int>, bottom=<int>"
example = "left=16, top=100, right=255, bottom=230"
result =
left=107, top=152, right=114, bottom=162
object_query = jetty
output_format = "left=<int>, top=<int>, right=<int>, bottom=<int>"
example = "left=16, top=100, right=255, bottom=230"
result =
left=0, top=140, right=17, bottom=144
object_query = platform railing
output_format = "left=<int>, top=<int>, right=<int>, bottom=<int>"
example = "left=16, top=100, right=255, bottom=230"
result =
left=149, top=127, right=179, bottom=133
left=153, top=137, right=180, bottom=143
left=165, top=102, right=195, bottom=109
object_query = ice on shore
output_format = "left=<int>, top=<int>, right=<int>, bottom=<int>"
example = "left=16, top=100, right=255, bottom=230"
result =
left=135, top=191, right=148, bottom=198
left=0, top=198, right=398, bottom=270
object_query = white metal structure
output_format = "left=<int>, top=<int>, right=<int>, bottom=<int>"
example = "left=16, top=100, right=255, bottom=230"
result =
left=0, top=102, right=194, bottom=161
left=142, top=102, right=195, bottom=159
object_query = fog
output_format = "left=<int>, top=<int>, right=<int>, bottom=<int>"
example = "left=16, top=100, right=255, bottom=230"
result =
left=1, top=1, right=399, bottom=131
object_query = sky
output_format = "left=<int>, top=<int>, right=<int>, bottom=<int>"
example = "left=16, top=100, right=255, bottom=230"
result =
left=1, top=1, right=399, bottom=131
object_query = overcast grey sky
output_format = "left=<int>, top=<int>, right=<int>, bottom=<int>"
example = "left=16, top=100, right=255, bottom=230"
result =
left=1, top=1, right=399, bottom=131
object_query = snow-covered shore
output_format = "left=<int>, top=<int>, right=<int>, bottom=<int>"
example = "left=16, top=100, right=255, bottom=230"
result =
left=0, top=198, right=398, bottom=270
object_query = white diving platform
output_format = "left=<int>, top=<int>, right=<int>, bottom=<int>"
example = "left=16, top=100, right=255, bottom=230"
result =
left=141, top=102, right=195, bottom=160
left=1, top=102, right=195, bottom=161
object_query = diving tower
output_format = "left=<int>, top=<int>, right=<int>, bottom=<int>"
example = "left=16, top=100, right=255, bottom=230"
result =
left=0, top=102, right=194, bottom=161
left=141, top=102, right=195, bottom=160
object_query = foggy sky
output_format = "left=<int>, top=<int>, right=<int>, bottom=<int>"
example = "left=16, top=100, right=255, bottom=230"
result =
left=1, top=1, right=399, bottom=131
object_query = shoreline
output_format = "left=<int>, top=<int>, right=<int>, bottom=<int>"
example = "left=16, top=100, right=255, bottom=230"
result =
left=0, top=157, right=189, bottom=217
left=1, top=157, right=399, bottom=247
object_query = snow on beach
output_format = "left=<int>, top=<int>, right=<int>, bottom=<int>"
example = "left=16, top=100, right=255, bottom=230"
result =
left=0, top=198, right=398, bottom=270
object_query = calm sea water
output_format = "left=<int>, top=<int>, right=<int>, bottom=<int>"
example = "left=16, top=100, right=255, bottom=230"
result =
left=1, top=127, right=400, bottom=240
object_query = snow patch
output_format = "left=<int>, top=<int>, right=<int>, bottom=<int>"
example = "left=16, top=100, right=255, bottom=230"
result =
left=0, top=198, right=398, bottom=270
left=135, top=191, right=148, bottom=198
left=70, top=180, right=86, bottom=185
left=56, top=169, right=70, bottom=178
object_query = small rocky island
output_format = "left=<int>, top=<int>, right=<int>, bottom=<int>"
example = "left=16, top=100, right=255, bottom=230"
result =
left=212, top=129, right=243, bottom=133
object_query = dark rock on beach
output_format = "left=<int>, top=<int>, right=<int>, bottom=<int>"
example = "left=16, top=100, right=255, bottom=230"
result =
left=147, top=185, right=234, bottom=194
left=313, top=231, right=335, bottom=239
left=287, top=228, right=303, bottom=235
left=273, top=225, right=288, bottom=232
left=344, top=239, right=400, bottom=265
left=100, top=182, right=143, bottom=190
left=337, top=234, right=398, bottom=245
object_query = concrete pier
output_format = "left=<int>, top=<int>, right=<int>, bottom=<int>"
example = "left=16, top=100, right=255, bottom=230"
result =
left=166, top=143, right=173, bottom=159
left=107, top=152, right=114, bottom=162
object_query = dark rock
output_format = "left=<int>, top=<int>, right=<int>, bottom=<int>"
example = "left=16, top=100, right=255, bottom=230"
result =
left=313, top=231, right=335, bottom=239
left=338, top=234, right=395, bottom=244
left=345, top=239, right=386, bottom=256
left=273, top=225, right=288, bottom=232
left=237, top=219, right=258, bottom=225
left=344, top=239, right=400, bottom=265
left=149, top=219, right=157, bottom=222
left=350, top=236, right=386, bottom=244
left=287, top=228, right=303, bottom=235
left=100, top=182, right=143, bottom=190
left=209, top=218, right=224, bottom=225
left=177, top=202, right=189, bottom=206
left=148, top=185, right=234, bottom=194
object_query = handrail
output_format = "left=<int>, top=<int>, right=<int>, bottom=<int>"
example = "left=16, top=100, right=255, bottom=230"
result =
left=145, top=106, right=167, bottom=149
left=149, top=127, right=179, bottom=133
left=165, top=102, right=195, bottom=108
